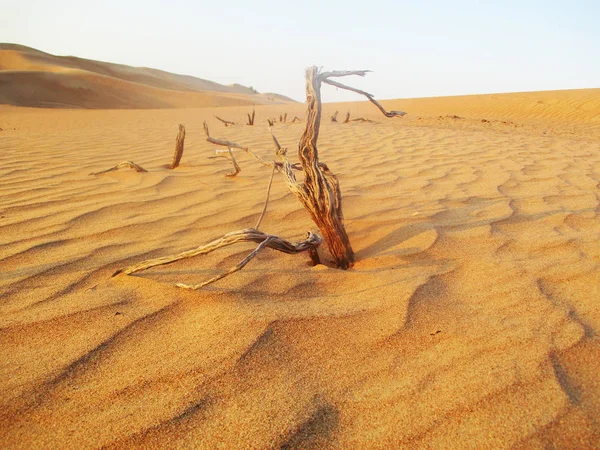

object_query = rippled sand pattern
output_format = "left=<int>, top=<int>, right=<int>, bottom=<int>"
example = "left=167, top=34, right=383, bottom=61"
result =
left=1, top=94, right=599, bottom=448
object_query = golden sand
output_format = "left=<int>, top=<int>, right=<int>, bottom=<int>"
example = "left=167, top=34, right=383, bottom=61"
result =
left=1, top=89, right=599, bottom=448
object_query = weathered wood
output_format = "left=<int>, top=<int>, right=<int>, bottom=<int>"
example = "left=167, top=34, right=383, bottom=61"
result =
left=291, top=116, right=301, bottom=123
left=344, top=111, right=350, bottom=123
left=351, top=117, right=376, bottom=123
left=247, top=110, right=255, bottom=126
left=215, top=116, right=235, bottom=127
left=113, top=228, right=322, bottom=289
left=283, top=113, right=288, bottom=123
left=90, top=161, right=147, bottom=175
left=267, top=118, right=275, bottom=126
left=225, top=148, right=241, bottom=177
left=279, top=114, right=283, bottom=122
left=330, top=111, right=339, bottom=122
left=169, top=124, right=186, bottom=169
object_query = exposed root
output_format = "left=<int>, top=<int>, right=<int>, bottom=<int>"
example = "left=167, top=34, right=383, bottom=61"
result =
left=331, top=111, right=339, bottom=122
left=113, top=229, right=322, bottom=289
left=90, top=161, right=147, bottom=176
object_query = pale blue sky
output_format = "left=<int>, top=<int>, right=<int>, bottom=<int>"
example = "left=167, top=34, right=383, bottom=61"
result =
left=1, top=0, right=599, bottom=102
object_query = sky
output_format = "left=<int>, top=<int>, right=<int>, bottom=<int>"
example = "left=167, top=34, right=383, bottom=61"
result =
left=1, top=0, right=599, bottom=102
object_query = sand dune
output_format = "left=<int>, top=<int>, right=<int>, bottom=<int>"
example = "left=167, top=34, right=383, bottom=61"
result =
left=0, top=44, right=293, bottom=108
left=1, top=88, right=599, bottom=448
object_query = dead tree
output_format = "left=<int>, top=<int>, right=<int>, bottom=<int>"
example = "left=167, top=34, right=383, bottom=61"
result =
left=330, top=111, right=339, bottom=122
left=344, top=111, right=350, bottom=123
left=114, top=66, right=405, bottom=288
left=247, top=110, right=255, bottom=126
left=169, top=124, right=186, bottom=169
left=215, top=116, right=235, bottom=127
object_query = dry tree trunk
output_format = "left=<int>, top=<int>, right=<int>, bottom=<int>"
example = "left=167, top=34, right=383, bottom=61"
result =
left=344, top=111, right=350, bottom=123
left=267, top=118, right=275, bottom=126
left=283, top=113, right=288, bottom=123
left=90, top=161, right=147, bottom=175
left=279, top=114, right=283, bottom=122
left=215, top=116, right=235, bottom=127
left=330, top=111, right=339, bottom=122
left=277, top=67, right=406, bottom=268
left=247, top=110, right=255, bottom=126
left=169, top=124, right=186, bottom=169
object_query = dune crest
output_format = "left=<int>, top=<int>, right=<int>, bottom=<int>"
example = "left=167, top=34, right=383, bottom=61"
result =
left=0, top=44, right=294, bottom=109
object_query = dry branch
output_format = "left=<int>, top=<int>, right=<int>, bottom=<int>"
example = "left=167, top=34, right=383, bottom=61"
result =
left=215, top=116, right=235, bottom=127
left=247, top=110, right=255, bottom=126
left=225, top=148, right=241, bottom=177
left=204, top=122, right=271, bottom=168
left=283, top=113, right=288, bottom=123
left=322, top=76, right=406, bottom=118
left=351, top=117, right=376, bottom=123
left=169, top=124, right=186, bottom=169
left=267, top=118, right=275, bottom=127
left=291, top=116, right=301, bottom=123
left=90, top=161, right=147, bottom=176
left=113, top=228, right=322, bottom=289
left=344, top=111, right=350, bottom=123
left=330, top=111, right=339, bottom=122
left=279, top=114, right=283, bottom=123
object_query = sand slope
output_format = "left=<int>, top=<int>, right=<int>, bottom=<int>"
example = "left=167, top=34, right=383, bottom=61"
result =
left=1, top=88, right=599, bottom=448
left=0, top=44, right=293, bottom=108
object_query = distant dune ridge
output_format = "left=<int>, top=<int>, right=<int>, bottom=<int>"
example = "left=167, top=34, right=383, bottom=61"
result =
left=0, top=44, right=294, bottom=108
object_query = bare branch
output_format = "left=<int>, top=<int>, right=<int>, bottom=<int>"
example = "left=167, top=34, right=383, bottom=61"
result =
left=90, top=161, right=147, bottom=176
left=320, top=70, right=371, bottom=79
left=113, top=228, right=322, bottom=288
left=215, top=116, right=235, bottom=127
left=322, top=78, right=406, bottom=118
left=225, top=148, right=241, bottom=177
left=255, top=163, right=276, bottom=230
left=204, top=121, right=271, bottom=168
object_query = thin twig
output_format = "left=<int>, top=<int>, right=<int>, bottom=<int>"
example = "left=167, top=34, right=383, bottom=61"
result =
left=215, top=116, right=235, bottom=126
left=176, top=237, right=273, bottom=290
left=255, top=163, right=276, bottom=229
left=322, top=78, right=406, bottom=117
left=225, top=148, right=241, bottom=177
left=90, top=161, right=147, bottom=176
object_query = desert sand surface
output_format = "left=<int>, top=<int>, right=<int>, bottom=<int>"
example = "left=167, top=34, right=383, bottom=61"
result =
left=0, top=44, right=293, bottom=109
left=1, top=88, right=600, bottom=449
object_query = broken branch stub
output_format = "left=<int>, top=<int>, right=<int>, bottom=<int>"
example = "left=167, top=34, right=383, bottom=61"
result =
left=169, top=124, right=186, bottom=169
left=215, top=116, right=235, bottom=127
left=247, top=110, right=255, bottom=126
left=344, top=111, right=350, bottom=123
left=331, top=111, right=339, bottom=122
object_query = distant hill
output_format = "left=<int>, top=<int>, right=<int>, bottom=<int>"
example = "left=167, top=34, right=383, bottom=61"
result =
left=0, top=44, right=295, bottom=109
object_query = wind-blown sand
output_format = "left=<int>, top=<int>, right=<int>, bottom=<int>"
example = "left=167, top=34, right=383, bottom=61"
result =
left=1, top=88, right=599, bottom=448
left=0, top=44, right=293, bottom=108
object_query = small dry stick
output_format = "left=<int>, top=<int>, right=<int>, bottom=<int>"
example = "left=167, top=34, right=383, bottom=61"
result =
left=169, top=124, right=186, bottom=169
left=267, top=118, right=275, bottom=127
left=247, top=110, right=255, bottom=126
left=204, top=121, right=271, bottom=168
left=283, top=113, right=287, bottom=123
left=291, top=116, right=301, bottom=123
left=331, top=111, right=339, bottom=122
left=215, top=116, right=235, bottom=127
left=351, top=117, right=376, bottom=123
left=225, top=148, right=241, bottom=177
left=344, top=111, right=350, bottom=123
left=90, top=161, right=147, bottom=175
left=113, top=228, right=322, bottom=289
left=255, top=163, right=276, bottom=229
left=279, top=114, right=283, bottom=122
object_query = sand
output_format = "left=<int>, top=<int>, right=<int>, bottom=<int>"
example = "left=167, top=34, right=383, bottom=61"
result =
left=0, top=45, right=293, bottom=108
left=1, top=88, right=599, bottom=449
